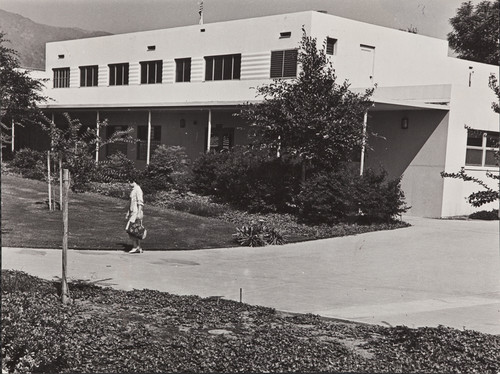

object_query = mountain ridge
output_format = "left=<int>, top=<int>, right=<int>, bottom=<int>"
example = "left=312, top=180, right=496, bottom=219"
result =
left=0, top=8, right=112, bottom=69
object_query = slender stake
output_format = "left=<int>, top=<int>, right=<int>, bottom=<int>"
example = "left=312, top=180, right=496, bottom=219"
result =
left=59, top=155, right=63, bottom=210
left=47, top=151, right=52, bottom=211
left=61, top=169, right=70, bottom=304
left=240, top=288, right=242, bottom=303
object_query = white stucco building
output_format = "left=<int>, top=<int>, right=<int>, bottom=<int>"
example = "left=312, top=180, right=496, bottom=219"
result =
left=25, top=11, right=499, bottom=217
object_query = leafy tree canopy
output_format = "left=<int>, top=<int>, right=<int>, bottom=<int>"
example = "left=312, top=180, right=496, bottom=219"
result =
left=448, top=0, right=500, bottom=65
left=239, top=29, right=373, bottom=172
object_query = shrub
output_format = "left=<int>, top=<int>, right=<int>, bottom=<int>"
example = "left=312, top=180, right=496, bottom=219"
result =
left=191, top=146, right=301, bottom=213
left=66, top=148, right=97, bottom=192
left=297, top=166, right=408, bottom=224
left=469, top=209, right=499, bottom=220
left=141, top=145, right=192, bottom=193
left=10, top=148, right=47, bottom=180
left=96, top=152, right=138, bottom=183
left=233, top=221, right=286, bottom=247
left=149, top=190, right=228, bottom=217
left=88, top=182, right=130, bottom=199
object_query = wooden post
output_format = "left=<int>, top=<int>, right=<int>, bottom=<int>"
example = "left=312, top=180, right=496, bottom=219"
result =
left=11, top=119, right=15, bottom=153
left=95, top=111, right=100, bottom=163
left=360, top=110, right=368, bottom=176
left=47, top=151, right=52, bottom=211
left=59, top=155, right=63, bottom=210
left=206, top=109, right=212, bottom=152
left=61, top=169, right=70, bottom=304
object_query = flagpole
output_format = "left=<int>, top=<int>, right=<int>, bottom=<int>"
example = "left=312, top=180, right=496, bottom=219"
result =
left=199, top=0, right=204, bottom=25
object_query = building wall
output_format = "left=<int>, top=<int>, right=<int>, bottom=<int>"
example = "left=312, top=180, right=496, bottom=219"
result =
left=441, top=84, right=499, bottom=217
left=366, top=109, right=449, bottom=217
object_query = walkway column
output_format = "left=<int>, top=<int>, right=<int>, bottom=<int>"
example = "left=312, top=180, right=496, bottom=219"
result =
left=95, top=111, right=100, bottom=163
left=360, top=110, right=368, bottom=176
left=206, top=109, right=212, bottom=152
left=146, top=110, right=152, bottom=165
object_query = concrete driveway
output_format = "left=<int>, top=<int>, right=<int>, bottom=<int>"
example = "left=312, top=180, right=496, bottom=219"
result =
left=3, top=216, right=499, bottom=335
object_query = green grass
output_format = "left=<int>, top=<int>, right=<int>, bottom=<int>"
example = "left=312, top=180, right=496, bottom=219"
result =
left=1, top=174, right=238, bottom=250
left=3, top=270, right=500, bottom=373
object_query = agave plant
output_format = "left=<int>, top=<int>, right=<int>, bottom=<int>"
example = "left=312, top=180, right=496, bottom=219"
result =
left=233, top=221, right=286, bottom=247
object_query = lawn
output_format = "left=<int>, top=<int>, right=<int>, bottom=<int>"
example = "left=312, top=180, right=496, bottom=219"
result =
left=1, top=174, right=238, bottom=250
left=2, top=270, right=499, bottom=373
left=1, top=173, right=409, bottom=250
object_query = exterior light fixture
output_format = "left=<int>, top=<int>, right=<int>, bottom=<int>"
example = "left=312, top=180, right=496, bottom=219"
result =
left=401, top=116, right=409, bottom=129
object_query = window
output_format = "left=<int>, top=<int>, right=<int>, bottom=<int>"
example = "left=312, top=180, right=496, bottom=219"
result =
left=270, top=49, right=298, bottom=78
left=140, top=60, right=163, bottom=84
left=137, top=125, right=162, bottom=160
left=465, top=129, right=499, bottom=167
left=79, top=65, right=98, bottom=87
left=106, top=125, right=128, bottom=156
left=109, top=63, right=129, bottom=86
left=175, top=58, right=191, bottom=82
left=326, top=37, right=337, bottom=55
left=205, top=54, right=241, bottom=81
left=279, top=31, right=291, bottom=39
left=206, top=126, right=234, bottom=152
left=53, top=68, right=70, bottom=88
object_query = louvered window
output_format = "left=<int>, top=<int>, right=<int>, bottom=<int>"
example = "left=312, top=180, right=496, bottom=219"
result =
left=79, top=65, right=98, bottom=87
left=205, top=54, right=241, bottom=81
left=326, top=37, right=337, bottom=55
left=53, top=68, right=70, bottom=88
left=109, top=63, right=129, bottom=86
left=270, top=49, right=298, bottom=78
left=175, top=58, right=191, bottom=82
left=140, top=60, right=163, bottom=84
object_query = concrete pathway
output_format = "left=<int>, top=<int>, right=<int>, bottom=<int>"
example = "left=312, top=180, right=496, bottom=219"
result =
left=3, top=216, right=499, bottom=335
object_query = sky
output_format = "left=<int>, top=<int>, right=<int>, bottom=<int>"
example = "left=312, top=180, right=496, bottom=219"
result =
left=0, top=0, right=481, bottom=40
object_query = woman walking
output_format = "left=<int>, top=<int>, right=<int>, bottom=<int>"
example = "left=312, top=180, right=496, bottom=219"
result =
left=125, top=179, right=144, bottom=254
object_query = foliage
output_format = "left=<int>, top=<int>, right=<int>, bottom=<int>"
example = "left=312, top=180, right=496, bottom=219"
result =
left=233, top=220, right=286, bottom=247
left=297, top=166, right=408, bottom=224
left=140, top=145, right=192, bottom=193
left=96, top=151, right=138, bottom=183
left=3, top=270, right=500, bottom=373
left=239, top=29, right=373, bottom=173
left=0, top=32, right=46, bottom=158
left=39, top=112, right=134, bottom=192
left=149, top=190, right=227, bottom=217
left=448, top=0, right=499, bottom=65
left=191, top=146, right=301, bottom=212
left=468, top=209, right=499, bottom=220
left=10, top=148, right=47, bottom=180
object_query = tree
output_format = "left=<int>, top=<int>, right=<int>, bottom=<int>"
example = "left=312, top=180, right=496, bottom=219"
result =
left=448, top=0, right=500, bottom=65
left=0, top=32, right=46, bottom=161
left=239, top=29, right=374, bottom=179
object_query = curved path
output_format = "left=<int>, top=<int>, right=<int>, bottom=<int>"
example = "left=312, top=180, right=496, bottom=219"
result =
left=3, top=216, right=499, bottom=335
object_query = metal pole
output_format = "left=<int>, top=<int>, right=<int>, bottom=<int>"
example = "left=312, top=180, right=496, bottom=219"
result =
left=47, top=151, right=52, bottom=211
left=360, top=111, right=368, bottom=176
left=61, top=169, right=70, bottom=304
left=146, top=110, right=152, bottom=165
left=206, top=109, right=212, bottom=152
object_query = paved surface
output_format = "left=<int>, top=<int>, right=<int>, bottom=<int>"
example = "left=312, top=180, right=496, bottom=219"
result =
left=3, top=216, right=499, bottom=335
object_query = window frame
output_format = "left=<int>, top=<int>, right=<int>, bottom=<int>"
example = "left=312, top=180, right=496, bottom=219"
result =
left=140, top=60, right=163, bottom=84
left=465, top=129, right=499, bottom=168
left=175, top=58, right=192, bottom=83
left=53, top=67, right=70, bottom=88
left=108, top=63, right=129, bottom=86
left=326, top=37, right=338, bottom=55
left=270, top=49, right=298, bottom=79
left=204, top=54, right=241, bottom=81
left=79, top=65, right=99, bottom=87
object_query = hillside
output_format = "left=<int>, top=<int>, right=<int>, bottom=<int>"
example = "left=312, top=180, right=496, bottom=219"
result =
left=0, top=8, right=111, bottom=70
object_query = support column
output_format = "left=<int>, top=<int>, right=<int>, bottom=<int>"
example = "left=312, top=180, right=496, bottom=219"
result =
left=11, top=119, right=15, bottom=153
left=360, top=110, right=368, bottom=176
left=95, top=111, right=100, bottom=163
left=206, top=109, right=212, bottom=152
left=146, top=110, right=152, bottom=165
